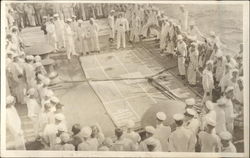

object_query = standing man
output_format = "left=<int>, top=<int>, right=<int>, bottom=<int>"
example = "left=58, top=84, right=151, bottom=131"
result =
left=198, top=118, right=220, bottom=152
left=202, top=60, right=214, bottom=103
left=6, top=95, right=26, bottom=150
left=87, top=18, right=100, bottom=53
left=169, top=113, right=196, bottom=152
left=53, top=14, right=65, bottom=49
left=154, top=112, right=171, bottom=152
left=108, top=10, right=115, bottom=42
left=64, top=18, right=77, bottom=60
left=33, top=3, right=43, bottom=26
left=115, top=12, right=129, bottom=49
left=76, top=19, right=89, bottom=55
left=159, top=17, right=169, bottom=54
left=46, top=17, right=58, bottom=52
left=214, top=98, right=227, bottom=134
left=184, top=108, right=201, bottom=136
left=176, top=35, right=187, bottom=80
left=187, top=42, right=199, bottom=86
left=129, top=11, right=141, bottom=43
left=223, top=87, right=235, bottom=134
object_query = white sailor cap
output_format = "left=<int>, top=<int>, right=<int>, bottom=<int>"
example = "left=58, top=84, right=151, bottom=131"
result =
left=77, top=19, right=83, bottom=24
left=35, top=55, right=41, bottom=61
left=60, top=132, right=70, bottom=143
left=205, top=100, right=214, bottom=110
left=210, top=31, right=216, bottom=37
left=219, top=131, right=232, bottom=140
left=126, top=119, right=135, bottom=128
left=177, top=35, right=183, bottom=40
left=50, top=96, right=59, bottom=104
left=43, top=78, right=51, bottom=86
left=191, top=42, right=198, bottom=47
left=215, top=50, right=223, bottom=58
left=110, top=10, right=115, bottom=13
left=206, top=60, right=214, bottom=65
left=145, top=138, right=158, bottom=146
left=173, top=113, right=185, bottom=121
left=80, top=126, right=92, bottom=138
left=231, top=68, right=239, bottom=73
left=206, top=117, right=216, bottom=126
left=185, top=98, right=195, bottom=106
left=66, top=18, right=72, bottom=22
left=53, top=13, right=59, bottom=17
left=238, top=77, right=243, bottom=82
left=6, top=95, right=15, bottom=105
left=156, top=112, right=166, bottom=121
left=26, top=55, right=34, bottom=61
left=45, top=89, right=54, bottom=98
left=27, top=88, right=36, bottom=96
left=185, top=108, right=197, bottom=116
left=145, top=126, right=156, bottom=134
left=225, top=86, right=234, bottom=93
left=217, top=97, right=226, bottom=105
left=55, top=113, right=65, bottom=121
left=72, top=15, right=76, bottom=18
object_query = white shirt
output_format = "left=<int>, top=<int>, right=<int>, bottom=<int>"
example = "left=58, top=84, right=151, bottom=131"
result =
left=115, top=17, right=129, bottom=32
left=26, top=98, right=41, bottom=118
left=202, top=68, right=214, bottom=92
left=6, top=106, right=22, bottom=135
left=108, top=15, right=114, bottom=29
left=169, top=126, right=196, bottom=152
left=214, top=105, right=227, bottom=134
left=198, top=131, right=219, bottom=152
left=154, top=124, right=171, bottom=151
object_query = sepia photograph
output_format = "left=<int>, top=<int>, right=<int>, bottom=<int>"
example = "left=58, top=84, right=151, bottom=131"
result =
left=1, top=0, right=249, bottom=157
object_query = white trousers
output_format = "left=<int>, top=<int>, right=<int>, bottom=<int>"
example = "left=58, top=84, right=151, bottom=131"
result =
left=178, top=57, right=186, bottom=75
left=117, top=31, right=126, bottom=49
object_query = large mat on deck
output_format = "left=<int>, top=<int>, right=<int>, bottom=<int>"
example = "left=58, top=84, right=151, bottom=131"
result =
left=79, top=48, right=198, bottom=127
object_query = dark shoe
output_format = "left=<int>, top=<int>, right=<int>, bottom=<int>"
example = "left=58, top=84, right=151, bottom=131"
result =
left=181, top=76, right=185, bottom=80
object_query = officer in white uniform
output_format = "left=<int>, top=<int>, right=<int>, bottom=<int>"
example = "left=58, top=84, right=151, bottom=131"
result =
left=154, top=112, right=171, bottom=152
left=223, top=87, right=235, bottom=134
left=53, top=14, right=65, bottom=49
left=159, top=17, right=170, bottom=54
left=115, top=12, right=129, bottom=49
left=108, top=10, right=115, bottom=42
left=169, top=113, right=196, bottom=152
left=64, top=18, right=77, bottom=60
left=46, top=17, right=58, bottom=51
left=214, top=98, right=227, bottom=134
left=176, top=35, right=187, bottom=80
left=202, top=60, right=214, bottom=103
